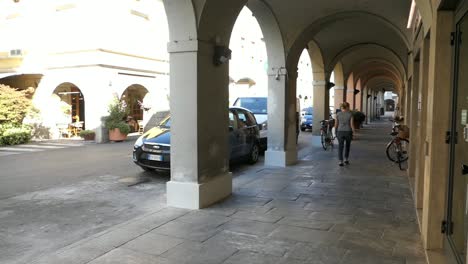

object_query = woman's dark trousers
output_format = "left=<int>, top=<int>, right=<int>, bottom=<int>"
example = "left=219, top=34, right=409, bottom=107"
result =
left=337, top=131, right=352, bottom=161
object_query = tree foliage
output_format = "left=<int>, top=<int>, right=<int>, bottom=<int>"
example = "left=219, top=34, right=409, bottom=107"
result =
left=0, top=84, right=34, bottom=126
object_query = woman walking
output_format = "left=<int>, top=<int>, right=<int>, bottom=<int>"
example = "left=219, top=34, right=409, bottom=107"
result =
left=334, top=102, right=355, bottom=166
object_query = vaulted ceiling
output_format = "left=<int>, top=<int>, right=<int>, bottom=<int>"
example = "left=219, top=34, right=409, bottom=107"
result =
left=261, top=0, right=412, bottom=93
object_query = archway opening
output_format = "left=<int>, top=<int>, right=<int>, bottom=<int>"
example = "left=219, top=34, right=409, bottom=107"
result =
left=229, top=6, right=267, bottom=104
left=297, top=48, right=314, bottom=132
left=53, top=82, right=85, bottom=138
left=121, top=84, right=149, bottom=133
left=229, top=6, right=269, bottom=149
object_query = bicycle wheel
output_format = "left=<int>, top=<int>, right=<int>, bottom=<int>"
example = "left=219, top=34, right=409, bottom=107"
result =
left=321, top=131, right=328, bottom=150
left=397, top=139, right=409, bottom=162
left=386, top=138, right=409, bottom=162
left=386, top=140, right=399, bottom=162
left=397, top=151, right=404, bottom=170
left=327, top=130, right=334, bottom=149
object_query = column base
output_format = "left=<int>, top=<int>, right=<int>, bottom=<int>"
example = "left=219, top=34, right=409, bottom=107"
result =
left=265, top=149, right=297, bottom=167
left=167, top=172, right=232, bottom=209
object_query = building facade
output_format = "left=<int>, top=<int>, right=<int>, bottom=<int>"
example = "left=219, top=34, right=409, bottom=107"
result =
left=0, top=0, right=170, bottom=142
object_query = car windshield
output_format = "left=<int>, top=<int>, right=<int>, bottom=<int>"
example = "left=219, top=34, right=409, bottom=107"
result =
left=302, top=107, right=313, bottom=115
left=160, top=117, right=171, bottom=128
left=236, top=98, right=267, bottom=114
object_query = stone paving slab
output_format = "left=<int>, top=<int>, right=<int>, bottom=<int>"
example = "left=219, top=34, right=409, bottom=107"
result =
left=30, top=120, right=426, bottom=264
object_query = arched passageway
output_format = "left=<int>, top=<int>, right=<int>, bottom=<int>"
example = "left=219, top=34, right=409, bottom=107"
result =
left=163, top=0, right=290, bottom=209
left=121, top=84, right=149, bottom=132
left=159, top=3, right=468, bottom=262
left=52, top=83, right=85, bottom=138
left=2, top=0, right=467, bottom=262
left=385, top=99, right=395, bottom=112
left=161, top=0, right=411, bottom=210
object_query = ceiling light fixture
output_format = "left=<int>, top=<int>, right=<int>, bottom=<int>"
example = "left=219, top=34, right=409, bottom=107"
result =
left=407, top=0, right=416, bottom=29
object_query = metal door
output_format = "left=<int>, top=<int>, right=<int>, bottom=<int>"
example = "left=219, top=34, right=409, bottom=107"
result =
left=447, top=12, right=468, bottom=264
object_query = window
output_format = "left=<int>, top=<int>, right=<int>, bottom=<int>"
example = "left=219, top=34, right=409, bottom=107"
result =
left=160, top=118, right=171, bottom=128
left=235, top=97, right=267, bottom=115
left=229, top=112, right=237, bottom=130
left=237, top=111, right=254, bottom=127
left=246, top=112, right=257, bottom=125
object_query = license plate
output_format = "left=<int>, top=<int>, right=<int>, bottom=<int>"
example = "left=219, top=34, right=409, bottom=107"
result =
left=147, top=154, right=163, bottom=161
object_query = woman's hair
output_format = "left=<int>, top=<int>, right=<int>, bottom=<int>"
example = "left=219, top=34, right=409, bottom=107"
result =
left=340, top=102, right=350, bottom=110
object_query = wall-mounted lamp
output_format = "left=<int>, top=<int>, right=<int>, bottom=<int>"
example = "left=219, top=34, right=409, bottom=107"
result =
left=367, top=95, right=372, bottom=99
left=213, top=45, right=232, bottom=66
left=326, top=82, right=335, bottom=90
left=353, top=89, right=360, bottom=95
left=373, top=96, right=377, bottom=100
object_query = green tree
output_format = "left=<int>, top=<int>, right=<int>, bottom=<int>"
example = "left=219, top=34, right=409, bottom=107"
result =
left=0, top=84, right=33, bottom=126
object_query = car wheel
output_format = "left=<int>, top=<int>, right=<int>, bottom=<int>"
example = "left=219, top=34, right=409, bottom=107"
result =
left=140, top=166, right=155, bottom=172
left=300, top=127, right=306, bottom=131
left=248, top=143, right=260, bottom=164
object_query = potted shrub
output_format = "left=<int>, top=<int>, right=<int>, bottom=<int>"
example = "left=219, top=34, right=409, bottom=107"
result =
left=79, top=130, right=95, bottom=141
left=352, top=110, right=366, bottom=129
left=104, top=98, right=131, bottom=142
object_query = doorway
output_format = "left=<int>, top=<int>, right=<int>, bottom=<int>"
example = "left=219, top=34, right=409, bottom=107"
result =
left=446, top=11, right=468, bottom=264
left=53, top=83, right=85, bottom=138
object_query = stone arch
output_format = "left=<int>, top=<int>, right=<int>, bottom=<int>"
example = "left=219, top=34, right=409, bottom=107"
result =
left=306, top=40, right=329, bottom=135
left=246, top=0, right=286, bottom=73
left=333, top=62, right=345, bottom=89
left=350, top=58, right=403, bottom=84
left=332, top=61, right=345, bottom=110
left=360, top=70, right=401, bottom=90
left=34, top=77, right=87, bottom=105
left=244, top=0, right=292, bottom=165
left=286, top=11, right=411, bottom=72
left=329, top=43, right=406, bottom=81
left=53, top=82, right=85, bottom=122
left=347, top=72, right=354, bottom=91
left=307, top=40, right=325, bottom=82
left=345, top=72, right=356, bottom=108
left=197, top=0, right=247, bottom=45
left=37, top=82, right=86, bottom=138
left=162, top=0, right=198, bottom=42
left=120, top=84, right=149, bottom=127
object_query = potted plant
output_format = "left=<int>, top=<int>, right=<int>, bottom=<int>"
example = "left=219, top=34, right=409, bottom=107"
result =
left=104, top=98, right=131, bottom=142
left=79, top=130, right=95, bottom=141
left=352, top=110, right=366, bottom=129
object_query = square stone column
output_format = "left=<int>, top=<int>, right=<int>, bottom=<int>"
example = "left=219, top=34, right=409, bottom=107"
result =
left=362, top=87, right=368, bottom=124
left=355, top=80, right=362, bottom=111
left=333, top=86, right=345, bottom=113
left=414, top=37, right=430, bottom=211
left=312, top=80, right=330, bottom=135
left=346, top=89, right=356, bottom=110
left=265, top=69, right=297, bottom=167
left=166, top=40, right=232, bottom=209
left=421, top=11, right=453, bottom=250
left=408, top=59, right=420, bottom=188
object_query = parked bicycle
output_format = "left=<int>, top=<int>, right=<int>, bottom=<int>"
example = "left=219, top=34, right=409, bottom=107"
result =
left=320, top=118, right=335, bottom=150
left=386, top=116, right=409, bottom=170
